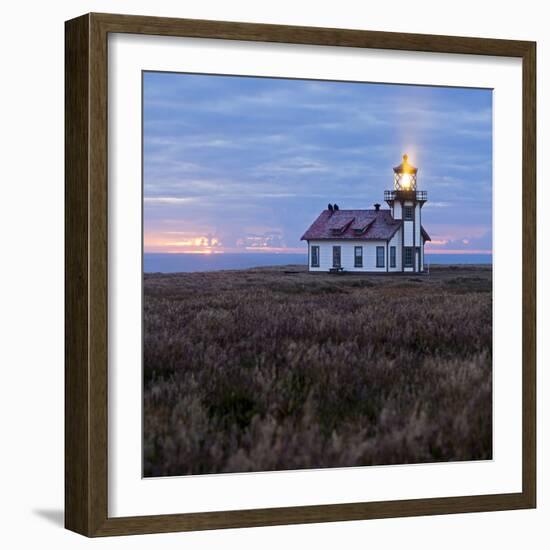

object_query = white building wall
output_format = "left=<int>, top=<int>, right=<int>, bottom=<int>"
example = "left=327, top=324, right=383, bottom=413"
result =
left=401, top=200, right=414, bottom=247
left=403, top=221, right=414, bottom=246
left=415, top=203, right=421, bottom=247
left=388, top=229, right=402, bottom=272
left=393, top=202, right=402, bottom=220
left=308, top=240, right=389, bottom=272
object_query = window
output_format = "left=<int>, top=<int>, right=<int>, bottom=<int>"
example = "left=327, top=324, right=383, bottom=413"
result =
left=404, top=205, right=414, bottom=220
left=376, top=246, right=385, bottom=268
left=404, top=247, right=414, bottom=268
left=354, top=246, right=363, bottom=268
left=390, top=246, right=396, bottom=268
left=332, top=246, right=341, bottom=268
left=311, top=245, right=320, bottom=268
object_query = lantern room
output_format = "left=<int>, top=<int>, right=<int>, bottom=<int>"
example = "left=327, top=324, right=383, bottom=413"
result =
left=385, top=153, right=427, bottom=205
left=393, top=154, right=417, bottom=191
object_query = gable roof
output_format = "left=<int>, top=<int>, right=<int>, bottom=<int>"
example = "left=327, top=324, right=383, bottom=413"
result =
left=301, top=209, right=401, bottom=241
left=301, top=208, right=431, bottom=242
left=421, top=226, right=431, bottom=242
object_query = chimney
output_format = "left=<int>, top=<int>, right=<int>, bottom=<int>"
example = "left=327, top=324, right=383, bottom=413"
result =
left=374, top=203, right=381, bottom=211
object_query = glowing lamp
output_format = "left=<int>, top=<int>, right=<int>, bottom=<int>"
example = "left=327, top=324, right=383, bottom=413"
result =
left=400, top=173, right=412, bottom=189
left=393, top=154, right=417, bottom=192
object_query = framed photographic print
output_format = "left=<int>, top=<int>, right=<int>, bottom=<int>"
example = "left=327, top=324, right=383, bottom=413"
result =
left=65, top=13, right=536, bottom=537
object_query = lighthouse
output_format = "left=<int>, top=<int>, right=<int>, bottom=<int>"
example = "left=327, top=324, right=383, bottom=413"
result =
left=384, top=154, right=428, bottom=272
left=301, top=154, right=430, bottom=273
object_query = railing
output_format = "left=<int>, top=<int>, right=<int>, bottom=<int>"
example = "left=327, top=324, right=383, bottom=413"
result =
left=416, top=190, right=428, bottom=201
left=384, top=190, right=427, bottom=202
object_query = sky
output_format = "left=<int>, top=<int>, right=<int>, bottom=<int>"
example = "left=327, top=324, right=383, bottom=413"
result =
left=143, top=72, right=492, bottom=255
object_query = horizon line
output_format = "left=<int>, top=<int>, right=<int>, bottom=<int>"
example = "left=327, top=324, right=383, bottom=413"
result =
left=143, top=250, right=493, bottom=256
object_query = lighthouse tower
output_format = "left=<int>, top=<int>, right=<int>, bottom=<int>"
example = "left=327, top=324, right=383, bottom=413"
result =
left=384, top=154, right=428, bottom=272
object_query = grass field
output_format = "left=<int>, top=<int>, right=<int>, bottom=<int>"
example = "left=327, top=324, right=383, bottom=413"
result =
left=143, top=265, right=492, bottom=477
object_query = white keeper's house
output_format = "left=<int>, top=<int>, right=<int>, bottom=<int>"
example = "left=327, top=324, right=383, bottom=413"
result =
left=301, top=154, right=431, bottom=273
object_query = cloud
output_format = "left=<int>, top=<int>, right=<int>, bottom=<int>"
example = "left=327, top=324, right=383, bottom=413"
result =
left=144, top=197, right=197, bottom=204
left=143, top=72, right=492, bottom=252
left=423, top=202, right=451, bottom=209
left=236, top=231, right=286, bottom=250
left=255, top=156, right=328, bottom=175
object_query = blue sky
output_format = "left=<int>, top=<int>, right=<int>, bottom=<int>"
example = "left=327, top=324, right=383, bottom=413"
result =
left=143, top=72, right=492, bottom=255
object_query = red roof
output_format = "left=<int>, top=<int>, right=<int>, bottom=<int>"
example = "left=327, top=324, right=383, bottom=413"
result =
left=301, top=208, right=430, bottom=242
left=301, top=209, right=400, bottom=241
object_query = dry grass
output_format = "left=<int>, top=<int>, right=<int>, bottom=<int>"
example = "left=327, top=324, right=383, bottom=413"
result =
left=143, top=264, right=492, bottom=477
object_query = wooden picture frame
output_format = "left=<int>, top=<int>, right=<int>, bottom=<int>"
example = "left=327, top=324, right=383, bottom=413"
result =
left=65, top=12, right=536, bottom=537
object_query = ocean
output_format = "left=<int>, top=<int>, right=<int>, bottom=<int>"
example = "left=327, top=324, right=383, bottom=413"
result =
left=144, top=252, right=492, bottom=273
